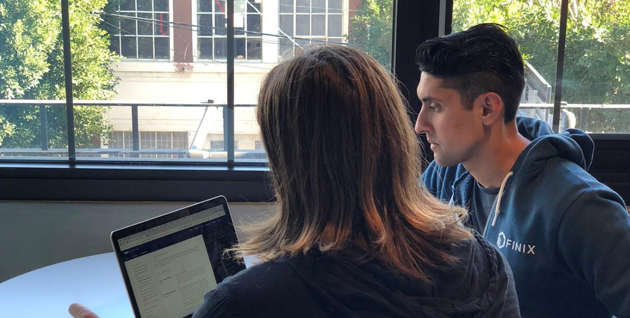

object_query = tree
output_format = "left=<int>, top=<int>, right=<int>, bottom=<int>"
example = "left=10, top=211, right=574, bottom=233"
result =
left=348, top=0, right=393, bottom=70
left=0, top=0, right=118, bottom=149
left=452, top=0, right=630, bottom=132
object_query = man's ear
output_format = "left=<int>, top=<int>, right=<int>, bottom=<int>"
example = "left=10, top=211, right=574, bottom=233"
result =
left=480, top=92, right=504, bottom=126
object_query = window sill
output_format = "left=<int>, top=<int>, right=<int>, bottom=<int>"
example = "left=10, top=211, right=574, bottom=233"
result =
left=0, top=162, right=273, bottom=202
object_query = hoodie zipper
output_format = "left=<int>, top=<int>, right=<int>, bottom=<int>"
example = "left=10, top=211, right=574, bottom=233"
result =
left=482, top=171, right=513, bottom=237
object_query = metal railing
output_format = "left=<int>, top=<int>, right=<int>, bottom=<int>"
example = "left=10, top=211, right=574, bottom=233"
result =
left=2, top=100, right=630, bottom=160
left=0, top=100, right=263, bottom=161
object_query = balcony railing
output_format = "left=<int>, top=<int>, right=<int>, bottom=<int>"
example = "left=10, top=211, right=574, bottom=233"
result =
left=0, top=100, right=266, bottom=162
left=2, top=100, right=630, bottom=161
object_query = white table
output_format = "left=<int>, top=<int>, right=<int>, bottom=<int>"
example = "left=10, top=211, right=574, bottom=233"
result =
left=0, top=253, right=133, bottom=318
left=0, top=252, right=257, bottom=318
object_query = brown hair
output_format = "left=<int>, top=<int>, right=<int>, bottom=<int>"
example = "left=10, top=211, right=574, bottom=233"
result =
left=236, top=45, right=471, bottom=283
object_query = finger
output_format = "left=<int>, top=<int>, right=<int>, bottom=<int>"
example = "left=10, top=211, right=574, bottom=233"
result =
left=68, top=303, right=101, bottom=318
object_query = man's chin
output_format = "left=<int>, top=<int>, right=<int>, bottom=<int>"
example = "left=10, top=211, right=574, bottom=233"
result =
left=433, top=156, right=459, bottom=168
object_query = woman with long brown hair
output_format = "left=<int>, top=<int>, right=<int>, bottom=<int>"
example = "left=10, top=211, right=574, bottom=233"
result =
left=70, top=45, right=519, bottom=318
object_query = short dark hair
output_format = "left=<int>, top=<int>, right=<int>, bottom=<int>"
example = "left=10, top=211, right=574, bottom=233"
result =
left=415, top=23, right=525, bottom=123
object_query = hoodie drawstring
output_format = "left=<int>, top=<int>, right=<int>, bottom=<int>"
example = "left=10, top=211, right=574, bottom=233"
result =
left=491, top=171, right=513, bottom=227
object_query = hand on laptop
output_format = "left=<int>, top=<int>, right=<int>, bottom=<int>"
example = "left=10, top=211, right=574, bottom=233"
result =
left=69, top=303, right=100, bottom=318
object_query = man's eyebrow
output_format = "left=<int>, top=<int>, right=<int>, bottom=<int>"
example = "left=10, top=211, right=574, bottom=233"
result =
left=420, top=96, right=441, bottom=103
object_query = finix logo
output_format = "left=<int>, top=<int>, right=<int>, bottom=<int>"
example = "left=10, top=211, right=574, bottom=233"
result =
left=497, top=232, right=536, bottom=255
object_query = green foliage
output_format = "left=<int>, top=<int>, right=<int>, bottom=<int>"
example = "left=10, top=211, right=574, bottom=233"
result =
left=0, top=0, right=117, bottom=148
left=453, top=0, right=630, bottom=132
left=348, top=0, right=393, bottom=70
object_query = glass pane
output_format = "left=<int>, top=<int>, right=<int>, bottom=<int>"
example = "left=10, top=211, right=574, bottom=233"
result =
left=154, top=0, right=168, bottom=11
left=110, top=35, right=121, bottom=55
left=235, top=38, right=246, bottom=59
left=452, top=0, right=559, bottom=130
left=121, top=13, right=137, bottom=34
left=75, top=0, right=226, bottom=163
left=0, top=103, right=68, bottom=159
left=279, top=15, right=293, bottom=34
left=296, top=15, right=310, bottom=36
left=237, top=0, right=393, bottom=162
left=198, top=0, right=213, bottom=12
left=215, top=14, right=227, bottom=35
left=198, top=14, right=214, bottom=36
left=280, top=0, right=293, bottom=13
left=295, top=37, right=310, bottom=48
left=215, top=0, right=226, bottom=13
left=562, top=1, right=630, bottom=133
left=121, top=36, right=138, bottom=58
left=279, top=38, right=294, bottom=60
left=154, top=13, right=169, bottom=36
left=311, top=15, right=325, bottom=36
left=312, top=0, right=325, bottom=13
left=328, top=15, right=342, bottom=37
left=247, top=2, right=261, bottom=13
left=329, top=0, right=342, bottom=13
left=137, top=37, right=153, bottom=59
left=154, top=37, right=169, bottom=59
left=120, top=0, right=135, bottom=11
left=137, top=0, right=152, bottom=11
left=247, top=38, right=262, bottom=60
left=68, top=0, right=127, bottom=160
left=199, top=38, right=214, bottom=59
left=137, top=13, right=153, bottom=35
left=140, top=131, right=156, bottom=149
left=247, top=14, right=261, bottom=33
left=214, top=38, right=227, bottom=59
left=297, top=0, right=310, bottom=13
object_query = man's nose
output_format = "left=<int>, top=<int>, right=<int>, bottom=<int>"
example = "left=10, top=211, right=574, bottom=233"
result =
left=415, top=108, right=430, bottom=134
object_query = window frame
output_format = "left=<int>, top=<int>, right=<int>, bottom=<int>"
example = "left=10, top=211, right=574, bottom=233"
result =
left=110, top=0, right=172, bottom=60
left=2, top=0, right=629, bottom=202
left=196, top=0, right=263, bottom=61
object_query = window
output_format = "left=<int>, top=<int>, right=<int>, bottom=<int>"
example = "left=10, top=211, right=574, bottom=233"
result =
left=108, top=131, right=189, bottom=158
left=210, top=140, right=225, bottom=150
left=278, top=0, right=346, bottom=59
left=453, top=0, right=630, bottom=133
left=255, top=140, right=263, bottom=150
left=109, top=0, right=171, bottom=59
left=197, top=0, right=263, bottom=60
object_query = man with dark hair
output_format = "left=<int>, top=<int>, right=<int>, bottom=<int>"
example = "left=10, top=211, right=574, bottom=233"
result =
left=416, top=23, right=630, bottom=318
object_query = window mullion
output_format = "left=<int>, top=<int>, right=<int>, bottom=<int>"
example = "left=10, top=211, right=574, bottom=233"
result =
left=60, top=0, right=76, bottom=162
left=226, top=0, right=235, bottom=164
left=551, top=0, right=569, bottom=134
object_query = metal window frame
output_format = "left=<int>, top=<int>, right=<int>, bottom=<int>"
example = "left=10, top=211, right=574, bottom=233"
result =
left=1, top=0, right=629, bottom=202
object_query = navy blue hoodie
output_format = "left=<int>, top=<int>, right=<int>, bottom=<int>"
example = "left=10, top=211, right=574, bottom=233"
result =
left=193, top=233, right=520, bottom=318
left=423, top=117, right=630, bottom=318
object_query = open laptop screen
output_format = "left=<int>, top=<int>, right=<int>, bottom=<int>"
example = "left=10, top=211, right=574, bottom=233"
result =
left=111, top=196, right=245, bottom=318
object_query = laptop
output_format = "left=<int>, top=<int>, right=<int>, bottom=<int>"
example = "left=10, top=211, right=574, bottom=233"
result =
left=111, top=195, right=246, bottom=318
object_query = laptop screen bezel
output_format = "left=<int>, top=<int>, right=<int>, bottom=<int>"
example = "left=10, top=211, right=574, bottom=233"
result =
left=110, top=195, right=244, bottom=318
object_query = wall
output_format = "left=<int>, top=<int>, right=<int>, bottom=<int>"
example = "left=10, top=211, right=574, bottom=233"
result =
left=0, top=201, right=276, bottom=283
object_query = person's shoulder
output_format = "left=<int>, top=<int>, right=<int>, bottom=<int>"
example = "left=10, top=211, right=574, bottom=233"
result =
left=193, top=258, right=301, bottom=318
left=221, top=258, right=299, bottom=296
left=435, top=232, right=515, bottom=301
left=541, top=157, right=625, bottom=209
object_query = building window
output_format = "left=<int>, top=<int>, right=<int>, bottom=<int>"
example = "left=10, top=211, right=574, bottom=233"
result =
left=110, top=0, right=170, bottom=60
left=255, top=140, right=263, bottom=150
left=278, top=0, right=345, bottom=59
left=211, top=140, right=225, bottom=149
left=197, top=0, right=263, bottom=60
left=108, top=131, right=188, bottom=158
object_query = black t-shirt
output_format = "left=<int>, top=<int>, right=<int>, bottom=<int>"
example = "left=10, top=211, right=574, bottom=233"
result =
left=471, top=181, right=500, bottom=233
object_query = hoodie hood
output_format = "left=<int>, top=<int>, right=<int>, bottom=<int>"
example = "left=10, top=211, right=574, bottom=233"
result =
left=514, top=117, right=594, bottom=172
